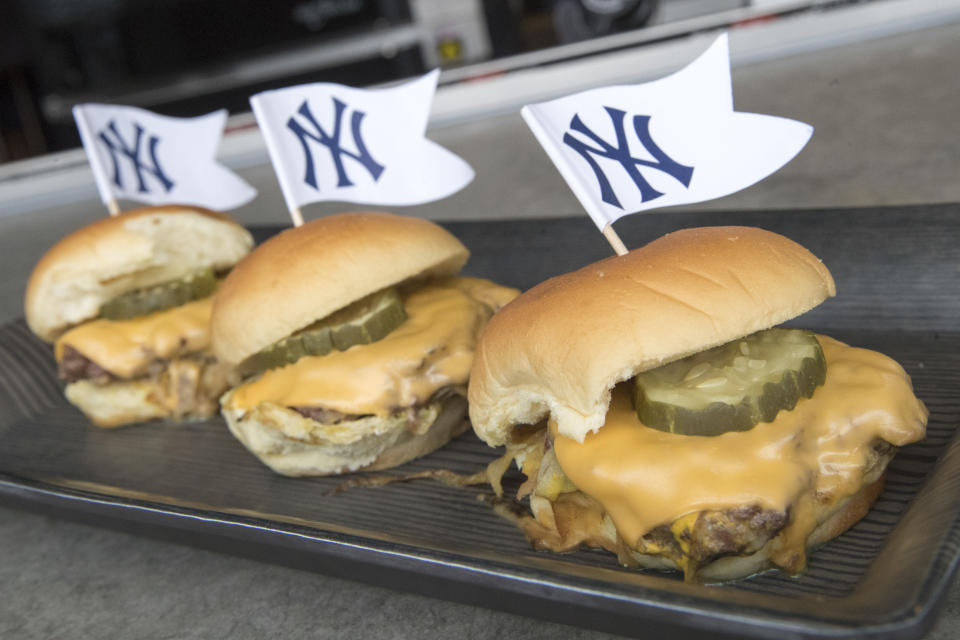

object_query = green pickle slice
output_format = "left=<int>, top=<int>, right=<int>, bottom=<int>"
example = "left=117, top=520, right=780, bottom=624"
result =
left=632, top=328, right=827, bottom=436
left=240, top=287, right=407, bottom=376
left=100, top=268, right=217, bottom=320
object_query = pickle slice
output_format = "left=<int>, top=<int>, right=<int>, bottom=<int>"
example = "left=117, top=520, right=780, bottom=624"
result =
left=240, top=287, right=407, bottom=375
left=100, top=268, right=217, bottom=320
left=632, top=328, right=826, bottom=436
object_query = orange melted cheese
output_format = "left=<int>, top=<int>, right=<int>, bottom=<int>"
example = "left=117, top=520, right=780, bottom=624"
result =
left=226, top=279, right=508, bottom=416
left=552, top=336, right=928, bottom=549
left=54, top=297, right=213, bottom=379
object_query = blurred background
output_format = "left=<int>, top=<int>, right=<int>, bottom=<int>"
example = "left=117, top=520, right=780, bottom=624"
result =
left=0, top=0, right=867, bottom=161
left=1, top=0, right=958, bottom=226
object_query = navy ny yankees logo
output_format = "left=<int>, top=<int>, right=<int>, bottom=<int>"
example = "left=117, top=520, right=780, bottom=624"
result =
left=97, top=120, right=175, bottom=194
left=563, top=107, right=693, bottom=209
left=287, top=97, right=385, bottom=190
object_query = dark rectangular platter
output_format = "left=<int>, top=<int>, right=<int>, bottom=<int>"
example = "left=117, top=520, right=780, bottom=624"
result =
left=1, top=205, right=959, bottom=639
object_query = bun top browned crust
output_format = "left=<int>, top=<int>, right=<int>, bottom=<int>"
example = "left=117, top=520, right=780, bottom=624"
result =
left=211, top=211, right=469, bottom=365
left=468, top=226, right=835, bottom=446
left=25, top=205, right=253, bottom=342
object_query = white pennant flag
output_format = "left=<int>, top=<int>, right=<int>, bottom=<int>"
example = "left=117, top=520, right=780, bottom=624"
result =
left=73, top=104, right=257, bottom=211
left=521, top=34, right=812, bottom=233
left=250, top=70, right=473, bottom=213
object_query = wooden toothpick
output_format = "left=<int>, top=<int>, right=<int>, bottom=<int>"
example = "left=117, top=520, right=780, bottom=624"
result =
left=289, top=207, right=305, bottom=227
left=107, top=200, right=121, bottom=217
left=602, top=224, right=628, bottom=256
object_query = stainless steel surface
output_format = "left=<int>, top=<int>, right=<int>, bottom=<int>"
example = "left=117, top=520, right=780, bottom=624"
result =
left=2, top=6, right=960, bottom=639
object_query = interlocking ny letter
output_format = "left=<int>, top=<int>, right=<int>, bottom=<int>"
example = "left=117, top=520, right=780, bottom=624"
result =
left=97, top=120, right=175, bottom=194
left=563, top=107, right=693, bottom=209
left=287, top=97, right=385, bottom=190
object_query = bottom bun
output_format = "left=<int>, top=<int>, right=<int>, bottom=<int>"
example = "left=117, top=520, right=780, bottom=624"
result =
left=641, top=474, right=886, bottom=583
left=221, top=393, right=469, bottom=476
left=65, top=379, right=170, bottom=427
left=65, top=357, right=237, bottom=428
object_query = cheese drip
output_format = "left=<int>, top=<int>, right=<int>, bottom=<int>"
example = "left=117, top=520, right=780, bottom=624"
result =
left=552, top=336, right=928, bottom=548
left=226, top=280, right=504, bottom=416
left=55, top=297, right=213, bottom=379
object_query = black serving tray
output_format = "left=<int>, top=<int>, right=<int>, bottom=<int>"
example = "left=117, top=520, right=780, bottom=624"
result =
left=1, top=206, right=959, bottom=639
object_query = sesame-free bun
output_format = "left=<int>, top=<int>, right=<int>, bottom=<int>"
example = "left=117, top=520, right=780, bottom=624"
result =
left=62, top=352, right=236, bottom=428
left=211, top=212, right=469, bottom=366
left=220, top=392, right=469, bottom=476
left=25, top=205, right=253, bottom=342
left=64, top=379, right=171, bottom=428
left=468, top=226, right=835, bottom=446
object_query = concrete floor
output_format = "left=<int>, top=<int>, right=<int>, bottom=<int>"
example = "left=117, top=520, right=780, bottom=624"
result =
left=2, top=16, right=960, bottom=640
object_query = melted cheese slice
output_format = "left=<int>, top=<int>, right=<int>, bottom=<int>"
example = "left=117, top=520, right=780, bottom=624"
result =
left=225, top=279, right=509, bottom=416
left=55, top=297, right=213, bottom=379
left=552, top=336, right=928, bottom=548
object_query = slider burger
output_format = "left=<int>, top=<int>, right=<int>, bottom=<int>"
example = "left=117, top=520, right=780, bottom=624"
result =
left=467, top=226, right=928, bottom=582
left=211, top=212, right=518, bottom=477
left=25, top=205, right=254, bottom=427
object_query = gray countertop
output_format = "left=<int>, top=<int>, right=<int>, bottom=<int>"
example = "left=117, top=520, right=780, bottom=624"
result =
left=2, top=17, right=960, bottom=639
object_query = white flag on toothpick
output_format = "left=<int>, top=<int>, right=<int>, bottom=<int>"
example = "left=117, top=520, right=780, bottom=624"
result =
left=73, top=104, right=257, bottom=211
left=250, top=69, right=474, bottom=213
left=521, top=33, right=813, bottom=232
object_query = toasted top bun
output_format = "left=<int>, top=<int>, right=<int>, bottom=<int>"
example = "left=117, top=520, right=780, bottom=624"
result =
left=468, top=226, right=836, bottom=446
left=211, top=212, right=470, bottom=366
left=25, top=205, right=253, bottom=342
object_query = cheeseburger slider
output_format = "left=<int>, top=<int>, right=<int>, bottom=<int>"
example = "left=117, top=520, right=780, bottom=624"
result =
left=211, top=212, right=518, bottom=477
left=468, top=226, right=927, bottom=582
left=25, top=205, right=253, bottom=427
